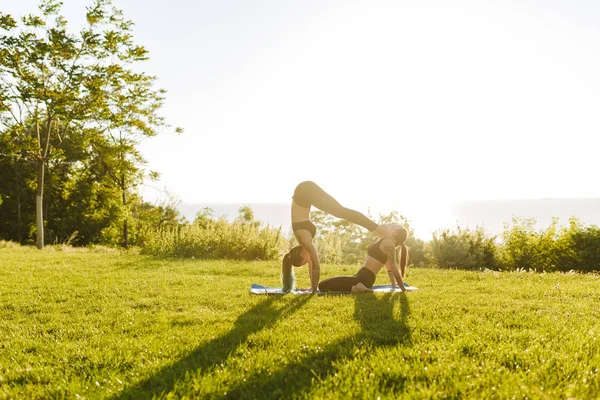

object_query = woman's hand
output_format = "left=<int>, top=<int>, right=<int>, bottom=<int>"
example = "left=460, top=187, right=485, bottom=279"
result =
left=382, top=238, right=406, bottom=291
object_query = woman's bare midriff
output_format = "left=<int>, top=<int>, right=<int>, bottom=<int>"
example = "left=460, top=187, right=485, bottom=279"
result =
left=363, top=256, right=385, bottom=276
left=291, top=201, right=310, bottom=223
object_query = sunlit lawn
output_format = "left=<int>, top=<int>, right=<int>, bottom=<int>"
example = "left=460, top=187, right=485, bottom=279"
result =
left=1, top=243, right=599, bottom=399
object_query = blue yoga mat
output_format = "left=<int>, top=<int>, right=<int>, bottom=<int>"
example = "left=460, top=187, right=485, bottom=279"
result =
left=250, top=283, right=418, bottom=295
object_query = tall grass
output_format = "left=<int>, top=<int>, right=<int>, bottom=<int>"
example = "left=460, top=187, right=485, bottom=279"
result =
left=139, top=220, right=287, bottom=260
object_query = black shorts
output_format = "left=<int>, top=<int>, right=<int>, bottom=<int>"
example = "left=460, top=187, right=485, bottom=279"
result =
left=292, top=220, right=317, bottom=238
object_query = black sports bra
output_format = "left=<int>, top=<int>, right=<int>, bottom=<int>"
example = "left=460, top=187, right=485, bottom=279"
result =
left=367, top=238, right=389, bottom=264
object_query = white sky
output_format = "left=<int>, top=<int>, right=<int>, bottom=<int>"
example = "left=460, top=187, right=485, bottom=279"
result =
left=6, top=0, right=600, bottom=238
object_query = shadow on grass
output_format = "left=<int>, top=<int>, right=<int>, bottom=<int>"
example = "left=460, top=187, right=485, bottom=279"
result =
left=221, top=292, right=412, bottom=399
left=114, top=295, right=310, bottom=400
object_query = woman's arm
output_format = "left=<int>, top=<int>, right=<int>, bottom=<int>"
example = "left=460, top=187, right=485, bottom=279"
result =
left=381, top=239, right=405, bottom=292
left=296, top=231, right=320, bottom=294
left=306, top=243, right=320, bottom=294
left=385, top=261, right=397, bottom=288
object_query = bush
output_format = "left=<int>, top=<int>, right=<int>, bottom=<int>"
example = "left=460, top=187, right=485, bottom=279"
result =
left=558, top=223, right=600, bottom=272
left=406, top=236, right=429, bottom=267
left=565, top=227, right=600, bottom=272
left=500, top=217, right=558, bottom=271
left=430, top=226, right=498, bottom=270
left=499, top=217, right=600, bottom=272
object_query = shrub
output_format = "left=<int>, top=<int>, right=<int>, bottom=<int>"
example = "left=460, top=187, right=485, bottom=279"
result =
left=499, top=217, right=600, bottom=272
left=500, top=217, right=558, bottom=271
left=406, top=236, right=429, bottom=267
left=553, top=218, right=600, bottom=272
left=563, top=226, right=600, bottom=272
left=430, top=226, right=498, bottom=270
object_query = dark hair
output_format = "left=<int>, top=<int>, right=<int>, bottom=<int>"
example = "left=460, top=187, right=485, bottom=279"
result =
left=281, top=246, right=305, bottom=292
left=289, top=246, right=305, bottom=266
left=393, top=226, right=408, bottom=245
left=394, top=227, right=409, bottom=279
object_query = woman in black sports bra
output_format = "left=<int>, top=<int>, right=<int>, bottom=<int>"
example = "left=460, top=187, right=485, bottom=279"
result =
left=318, top=227, right=409, bottom=293
left=281, top=181, right=401, bottom=293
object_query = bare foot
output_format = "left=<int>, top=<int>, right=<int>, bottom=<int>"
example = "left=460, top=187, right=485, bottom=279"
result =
left=351, top=282, right=373, bottom=293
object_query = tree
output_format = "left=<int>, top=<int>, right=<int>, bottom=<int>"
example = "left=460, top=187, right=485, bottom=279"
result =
left=0, top=0, right=180, bottom=248
left=0, top=127, right=37, bottom=243
left=236, top=205, right=255, bottom=224
left=235, top=205, right=262, bottom=229
left=194, top=207, right=215, bottom=228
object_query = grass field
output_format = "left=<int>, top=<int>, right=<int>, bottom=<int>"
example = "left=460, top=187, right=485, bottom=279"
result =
left=1, top=243, right=599, bottom=399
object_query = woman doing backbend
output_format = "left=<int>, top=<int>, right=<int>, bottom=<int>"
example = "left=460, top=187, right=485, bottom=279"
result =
left=318, top=227, right=409, bottom=293
left=281, top=181, right=400, bottom=293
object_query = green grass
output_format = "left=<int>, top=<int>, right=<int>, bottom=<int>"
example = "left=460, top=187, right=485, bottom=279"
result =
left=1, top=244, right=599, bottom=399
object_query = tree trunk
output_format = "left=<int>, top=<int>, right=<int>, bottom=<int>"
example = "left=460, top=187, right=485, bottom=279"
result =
left=17, top=180, right=22, bottom=244
left=36, top=158, right=45, bottom=249
left=122, top=176, right=128, bottom=248
left=123, top=219, right=128, bottom=248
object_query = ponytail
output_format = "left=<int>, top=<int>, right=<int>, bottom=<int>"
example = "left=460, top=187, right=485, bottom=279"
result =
left=281, top=253, right=296, bottom=292
left=399, top=244, right=408, bottom=280
left=393, top=227, right=409, bottom=280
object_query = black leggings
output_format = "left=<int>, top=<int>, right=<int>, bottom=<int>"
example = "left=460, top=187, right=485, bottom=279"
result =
left=292, top=181, right=378, bottom=232
left=318, top=268, right=376, bottom=292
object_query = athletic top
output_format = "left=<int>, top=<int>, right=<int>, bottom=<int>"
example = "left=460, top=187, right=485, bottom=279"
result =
left=367, top=238, right=389, bottom=264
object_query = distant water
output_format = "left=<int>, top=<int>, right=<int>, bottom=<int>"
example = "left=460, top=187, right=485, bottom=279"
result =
left=453, top=198, right=600, bottom=236
left=178, top=198, right=600, bottom=239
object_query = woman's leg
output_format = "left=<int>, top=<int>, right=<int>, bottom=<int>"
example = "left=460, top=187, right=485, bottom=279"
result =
left=318, top=275, right=361, bottom=292
left=318, top=268, right=376, bottom=292
left=298, top=181, right=378, bottom=231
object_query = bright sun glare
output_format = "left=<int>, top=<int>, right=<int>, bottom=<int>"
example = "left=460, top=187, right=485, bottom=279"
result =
left=8, top=0, right=600, bottom=238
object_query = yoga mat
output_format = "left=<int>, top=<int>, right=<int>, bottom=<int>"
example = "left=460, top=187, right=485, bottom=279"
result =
left=250, top=283, right=418, bottom=295
left=249, top=284, right=312, bottom=295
